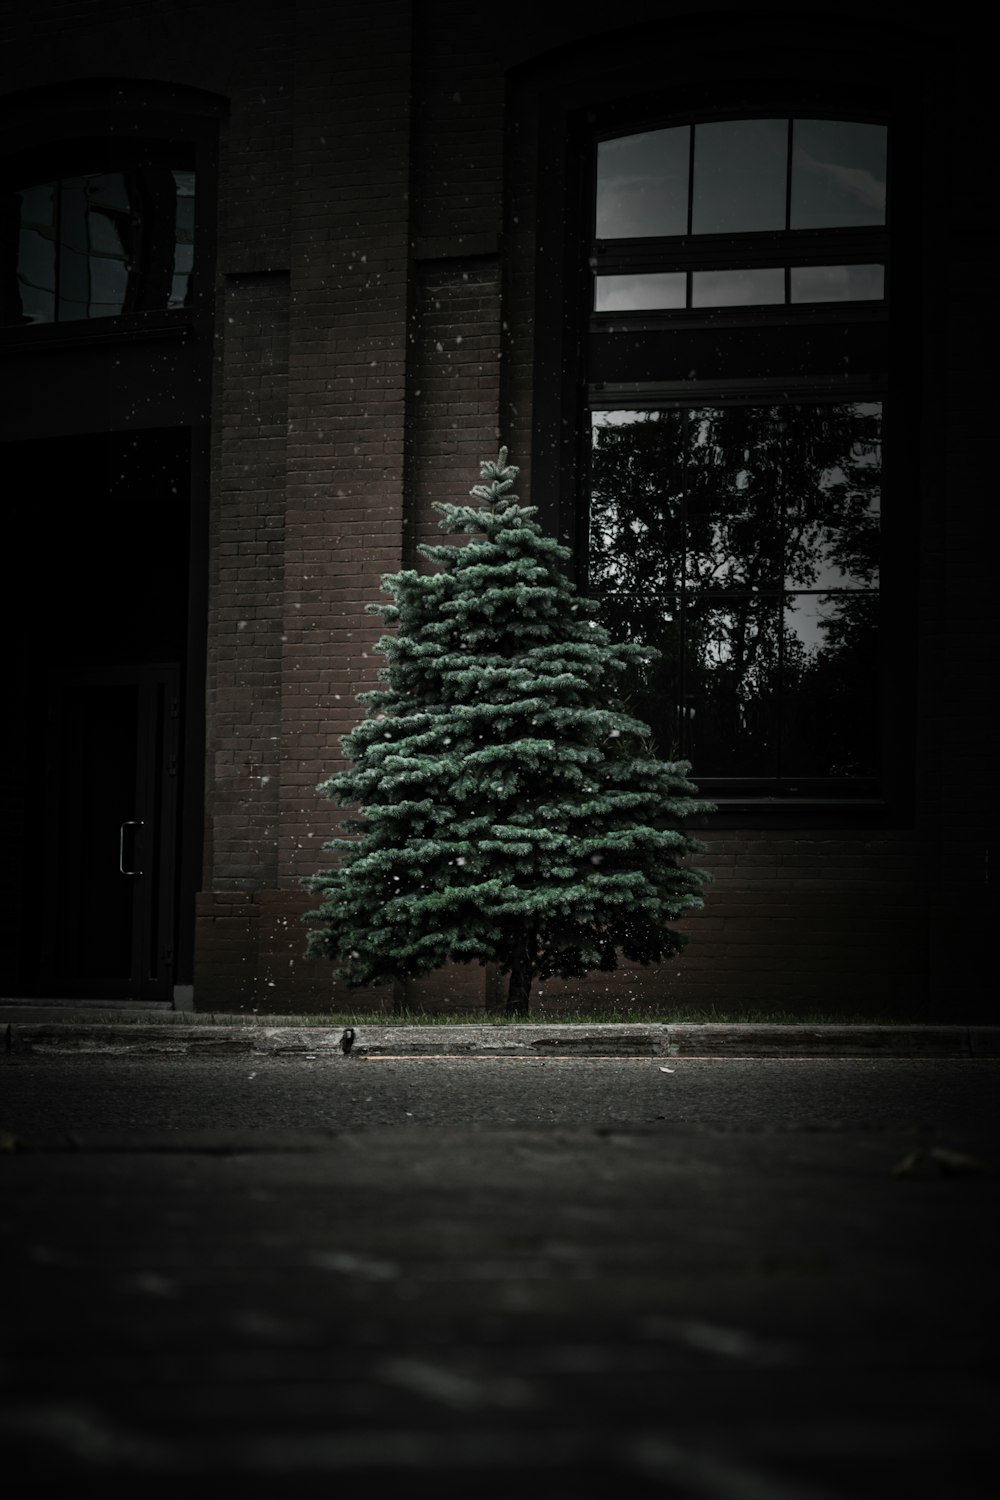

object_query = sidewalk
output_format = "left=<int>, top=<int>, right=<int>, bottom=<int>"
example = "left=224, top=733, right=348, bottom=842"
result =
left=3, top=1009, right=997, bottom=1058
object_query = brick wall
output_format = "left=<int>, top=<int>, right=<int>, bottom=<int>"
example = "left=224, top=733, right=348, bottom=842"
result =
left=204, top=270, right=289, bottom=893
left=2, top=2, right=990, bottom=1019
left=407, top=259, right=504, bottom=550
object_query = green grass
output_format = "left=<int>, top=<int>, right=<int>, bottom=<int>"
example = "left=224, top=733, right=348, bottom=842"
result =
left=56, top=1004, right=928, bottom=1027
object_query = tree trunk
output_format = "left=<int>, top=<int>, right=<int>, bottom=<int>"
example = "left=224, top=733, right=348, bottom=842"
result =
left=506, top=927, right=535, bottom=1017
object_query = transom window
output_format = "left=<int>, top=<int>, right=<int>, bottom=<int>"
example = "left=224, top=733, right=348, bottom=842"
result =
left=4, top=148, right=195, bottom=326
left=585, top=114, right=890, bottom=803
left=593, top=116, right=886, bottom=318
left=596, top=118, right=886, bottom=238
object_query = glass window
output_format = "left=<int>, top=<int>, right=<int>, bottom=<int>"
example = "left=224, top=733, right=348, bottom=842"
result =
left=585, top=110, right=889, bottom=799
left=595, top=263, right=884, bottom=311
left=780, top=403, right=881, bottom=591
left=690, top=267, right=785, bottom=307
left=589, top=403, right=882, bottom=791
left=596, top=126, right=689, bottom=238
left=790, top=120, right=887, bottom=229
left=684, top=595, right=781, bottom=776
left=589, top=408, right=686, bottom=596
left=171, top=169, right=196, bottom=310
left=780, top=592, right=880, bottom=776
left=691, top=119, right=787, bottom=234
left=789, top=263, right=883, bottom=302
left=14, top=181, right=57, bottom=323
left=594, top=116, right=887, bottom=240
left=594, top=272, right=686, bottom=312
left=7, top=158, right=196, bottom=326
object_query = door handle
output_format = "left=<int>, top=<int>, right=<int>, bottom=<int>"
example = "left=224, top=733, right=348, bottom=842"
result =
left=119, top=820, right=144, bottom=876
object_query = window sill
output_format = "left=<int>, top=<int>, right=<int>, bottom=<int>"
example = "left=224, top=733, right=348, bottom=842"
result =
left=0, top=310, right=196, bottom=354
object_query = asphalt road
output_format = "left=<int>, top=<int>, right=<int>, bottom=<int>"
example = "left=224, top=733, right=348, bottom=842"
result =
left=3, top=1054, right=997, bottom=1137
left=2, top=1057, right=997, bottom=1498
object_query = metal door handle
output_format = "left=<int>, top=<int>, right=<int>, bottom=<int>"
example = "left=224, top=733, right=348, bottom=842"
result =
left=119, top=820, right=144, bottom=876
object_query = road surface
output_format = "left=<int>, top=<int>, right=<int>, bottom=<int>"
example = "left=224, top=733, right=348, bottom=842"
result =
left=2, top=1055, right=996, bottom=1497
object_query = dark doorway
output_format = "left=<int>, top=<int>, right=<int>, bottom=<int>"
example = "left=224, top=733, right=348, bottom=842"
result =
left=41, top=665, right=179, bottom=999
left=3, top=428, right=193, bottom=1000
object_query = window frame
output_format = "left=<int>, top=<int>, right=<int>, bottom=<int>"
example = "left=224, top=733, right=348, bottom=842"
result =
left=0, top=91, right=218, bottom=353
left=585, top=386, right=888, bottom=806
left=527, top=68, right=919, bottom=827
left=583, top=110, right=893, bottom=809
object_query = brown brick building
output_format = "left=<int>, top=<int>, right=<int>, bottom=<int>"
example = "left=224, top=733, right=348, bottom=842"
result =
left=0, top=2, right=991, bottom=1018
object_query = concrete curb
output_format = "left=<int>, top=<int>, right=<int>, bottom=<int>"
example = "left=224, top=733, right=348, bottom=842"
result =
left=4, top=1020, right=998, bottom=1058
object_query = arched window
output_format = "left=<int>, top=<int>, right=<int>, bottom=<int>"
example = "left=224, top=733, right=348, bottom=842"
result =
left=3, top=141, right=195, bottom=326
left=583, top=112, right=891, bottom=804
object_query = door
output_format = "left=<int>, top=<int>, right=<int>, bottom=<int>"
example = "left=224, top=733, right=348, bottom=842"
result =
left=41, top=665, right=180, bottom=1001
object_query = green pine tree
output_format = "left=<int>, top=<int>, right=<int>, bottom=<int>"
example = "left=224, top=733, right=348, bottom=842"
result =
left=304, top=448, right=712, bottom=1017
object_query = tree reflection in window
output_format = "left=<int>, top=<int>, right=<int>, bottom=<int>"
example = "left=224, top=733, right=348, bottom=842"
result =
left=8, top=164, right=195, bottom=325
left=590, top=404, right=881, bottom=789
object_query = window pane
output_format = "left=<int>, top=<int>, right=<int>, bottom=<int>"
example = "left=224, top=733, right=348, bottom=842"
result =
left=58, top=177, right=88, bottom=254
left=57, top=177, right=91, bottom=319
left=594, top=272, right=686, bottom=312
left=7, top=163, right=195, bottom=326
left=86, top=206, right=125, bottom=258
left=782, top=403, right=881, bottom=590
left=15, top=231, right=56, bottom=322
left=16, top=180, right=56, bottom=229
left=16, top=181, right=57, bottom=322
left=781, top=592, right=879, bottom=776
left=596, top=127, right=690, bottom=239
left=684, top=595, right=781, bottom=775
left=171, top=169, right=196, bottom=309
left=691, top=267, right=784, bottom=307
left=590, top=410, right=685, bottom=594
left=588, top=402, right=881, bottom=786
left=88, top=250, right=129, bottom=317
left=790, top=263, right=884, bottom=302
left=596, top=591, right=683, bottom=756
left=692, top=119, right=787, bottom=234
left=686, top=406, right=784, bottom=589
left=790, top=120, right=887, bottom=229
left=84, top=174, right=130, bottom=317
left=87, top=171, right=130, bottom=213
left=59, top=175, right=130, bottom=319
